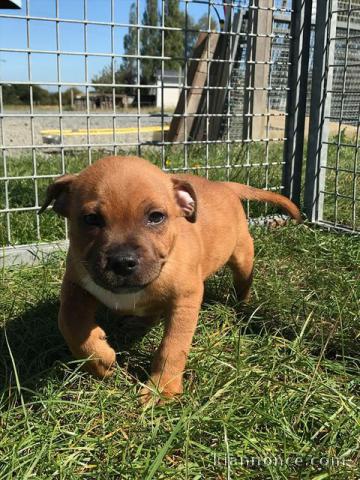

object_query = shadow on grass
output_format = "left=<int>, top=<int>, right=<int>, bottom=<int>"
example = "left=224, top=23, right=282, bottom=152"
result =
left=204, top=271, right=359, bottom=361
left=0, top=274, right=261, bottom=402
left=0, top=299, right=64, bottom=393
left=0, top=299, right=154, bottom=398
left=1, top=271, right=356, bottom=402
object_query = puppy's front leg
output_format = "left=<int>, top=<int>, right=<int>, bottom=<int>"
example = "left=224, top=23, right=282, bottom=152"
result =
left=140, top=285, right=203, bottom=404
left=59, top=278, right=116, bottom=378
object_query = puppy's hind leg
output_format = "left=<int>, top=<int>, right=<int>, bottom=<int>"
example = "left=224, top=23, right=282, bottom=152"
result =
left=227, top=233, right=254, bottom=302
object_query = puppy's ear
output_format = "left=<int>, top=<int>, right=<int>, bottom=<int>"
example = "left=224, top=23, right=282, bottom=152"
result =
left=38, top=174, right=76, bottom=217
left=172, top=178, right=197, bottom=223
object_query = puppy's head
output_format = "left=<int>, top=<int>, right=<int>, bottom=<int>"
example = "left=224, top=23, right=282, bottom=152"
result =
left=39, top=156, right=196, bottom=293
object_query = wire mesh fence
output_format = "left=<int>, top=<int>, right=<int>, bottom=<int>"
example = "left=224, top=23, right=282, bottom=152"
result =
left=305, top=0, right=360, bottom=232
left=0, top=0, right=358, bottom=259
left=0, top=0, right=296, bottom=251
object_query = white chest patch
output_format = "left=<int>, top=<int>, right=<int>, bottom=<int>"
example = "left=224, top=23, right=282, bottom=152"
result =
left=80, top=273, right=147, bottom=315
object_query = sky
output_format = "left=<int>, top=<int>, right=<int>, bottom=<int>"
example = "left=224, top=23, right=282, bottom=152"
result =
left=0, top=1, right=292, bottom=90
left=0, top=0, right=214, bottom=90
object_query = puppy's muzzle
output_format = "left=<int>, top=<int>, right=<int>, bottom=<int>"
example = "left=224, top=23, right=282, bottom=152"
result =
left=106, top=248, right=139, bottom=277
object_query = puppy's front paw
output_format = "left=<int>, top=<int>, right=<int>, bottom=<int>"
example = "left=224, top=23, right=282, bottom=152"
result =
left=139, top=376, right=183, bottom=406
left=81, top=341, right=116, bottom=378
left=84, top=352, right=116, bottom=378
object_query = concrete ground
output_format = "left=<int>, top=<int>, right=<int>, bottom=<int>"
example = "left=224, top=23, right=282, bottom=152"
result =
left=1, top=106, right=352, bottom=156
left=1, top=107, right=170, bottom=153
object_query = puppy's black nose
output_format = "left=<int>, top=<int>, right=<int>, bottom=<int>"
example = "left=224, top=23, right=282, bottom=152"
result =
left=107, top=252, right=139, bottom=276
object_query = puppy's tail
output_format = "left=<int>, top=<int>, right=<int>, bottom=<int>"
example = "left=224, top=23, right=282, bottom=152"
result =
left=223, top=182, right=303, bottom=223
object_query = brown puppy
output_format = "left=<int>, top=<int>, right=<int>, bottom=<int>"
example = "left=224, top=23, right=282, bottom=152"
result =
left=39, top=156, right=301, bottom=403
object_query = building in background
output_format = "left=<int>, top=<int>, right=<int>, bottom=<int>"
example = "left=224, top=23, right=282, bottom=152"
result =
left=155, top=69, right=184, bottom=110
left=228, top=0, right=360, bottom=140
left=330, top=0, right=360, bottom=123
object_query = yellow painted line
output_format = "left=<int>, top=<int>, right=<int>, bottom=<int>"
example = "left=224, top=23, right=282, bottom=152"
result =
left=41, top=125, right=169, bottom=137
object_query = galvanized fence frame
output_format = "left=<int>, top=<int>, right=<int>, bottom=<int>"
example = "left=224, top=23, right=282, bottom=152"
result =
left=305, top=0, right=337, bottom=225
left=305, top=0, right=360, bottom=233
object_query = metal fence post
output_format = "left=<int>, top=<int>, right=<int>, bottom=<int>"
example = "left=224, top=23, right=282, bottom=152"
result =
left=304, top=0, right=337, bottom=221
left=282, top=0, right=313, bottom=207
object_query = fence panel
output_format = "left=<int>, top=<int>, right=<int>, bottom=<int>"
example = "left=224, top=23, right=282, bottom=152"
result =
left=0, top=0, right=299, bottom=260
left=305, top=0, right=360, bottom=232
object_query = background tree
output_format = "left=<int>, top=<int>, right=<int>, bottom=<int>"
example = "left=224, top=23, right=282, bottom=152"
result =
left=196, top=13, right=218, bottom=33
left=62, top=87, right=83, bottom=106
left=93, top=2, right=139, bottom=94
left=92, top=1, right=219, bottom=97
left=2, top=84, right=57, bottom=105
left=123, top=2, right=138, bottom=85
left=140, top=0, right=161, bottom=85
left=140, top=1, right=214, bottom=83
left=163, top=0, right=186, bottom=72
left=92, top=64, right=135, bottom=95
left=162, top=4, right=217, bottom=74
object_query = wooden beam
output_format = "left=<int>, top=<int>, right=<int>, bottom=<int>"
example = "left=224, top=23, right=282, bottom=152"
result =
left=167, top=32, right=219, bottom=143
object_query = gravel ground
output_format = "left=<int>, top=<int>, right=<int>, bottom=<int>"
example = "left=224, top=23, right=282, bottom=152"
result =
left=2, top=106, right=356, bottom=157
left=1, top=108, right=170, bottom=154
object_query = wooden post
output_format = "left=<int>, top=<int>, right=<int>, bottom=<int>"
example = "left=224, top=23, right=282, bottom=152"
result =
left=167, top=32, right=219, bottom=143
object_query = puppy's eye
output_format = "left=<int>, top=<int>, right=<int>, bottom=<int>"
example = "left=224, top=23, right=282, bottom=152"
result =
left=147, top=211, right=166, bottom=225
left=83, top=213, right=103, bottom=227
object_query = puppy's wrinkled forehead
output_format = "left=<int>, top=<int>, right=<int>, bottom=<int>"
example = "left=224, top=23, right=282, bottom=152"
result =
left=75, top=157, right=171, bottom=218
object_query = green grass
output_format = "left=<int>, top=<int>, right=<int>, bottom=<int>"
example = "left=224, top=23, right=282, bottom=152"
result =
left=0, top=142, right=359, bottom=477
left=325, top=136, right=360, bottom=229
left=1, top=225, right=359, bottom=479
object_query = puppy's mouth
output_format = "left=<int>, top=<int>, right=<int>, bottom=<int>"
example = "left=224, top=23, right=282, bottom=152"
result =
left=88, top=274, right=150, bottom=293
left=88, top=262, right=165, bottom=294
left=103, top=283, right=148, bottom=294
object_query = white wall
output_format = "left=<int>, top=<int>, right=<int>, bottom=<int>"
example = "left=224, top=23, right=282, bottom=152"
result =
left=156, top=81, right=181, bottom=109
